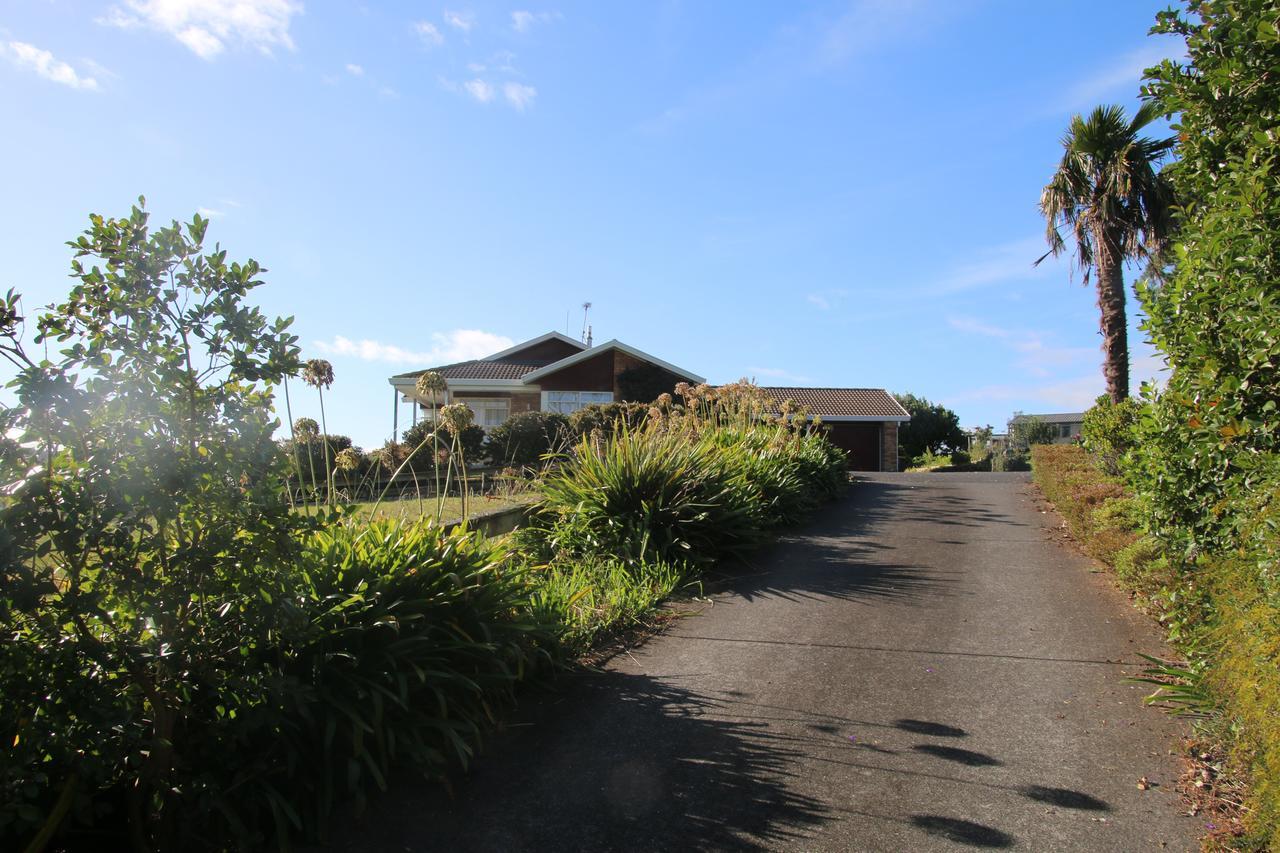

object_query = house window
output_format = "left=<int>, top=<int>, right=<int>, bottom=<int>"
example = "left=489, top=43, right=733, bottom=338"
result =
left=543, top=391, right=613, bottom=415
left=443, top=398, right=509, bottom=428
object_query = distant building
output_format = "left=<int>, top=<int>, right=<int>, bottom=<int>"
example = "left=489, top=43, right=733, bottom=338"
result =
left=1008, top=412, right=1085, bottom=445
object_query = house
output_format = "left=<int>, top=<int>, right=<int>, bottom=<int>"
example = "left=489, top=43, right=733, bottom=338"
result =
left=388, top=331, right=704, bottom=430
left=1008, top=411, right=1085, bottom=445
left=387, top=331, right=909, bottom=471
left=758, top=387, right=910, bottom=472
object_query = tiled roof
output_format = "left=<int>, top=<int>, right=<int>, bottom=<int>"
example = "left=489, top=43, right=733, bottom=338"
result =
left=759, top=387, right=910, bottom=420
left=392, top=360, right=539, bottom=381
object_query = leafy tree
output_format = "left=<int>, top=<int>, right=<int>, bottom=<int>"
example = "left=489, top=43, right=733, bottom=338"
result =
left=969, top=425, right=995, bottom=459
left=1008, top=415, right=1057, bottom=450
left=1039, top=103, right=1175, bottom=402
left=0, top=201, right=304, bottom=847
left=1134, top=5, right=1276, bottom=530
left=1133, top=0, right=1280, bottom=552
left=894, top=393, right=965, bottom=461
left=485, top=410, right=569, bottom=469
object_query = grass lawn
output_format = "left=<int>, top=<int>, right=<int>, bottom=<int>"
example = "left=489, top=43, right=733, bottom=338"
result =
left=342, top=491, right=537, bottom=525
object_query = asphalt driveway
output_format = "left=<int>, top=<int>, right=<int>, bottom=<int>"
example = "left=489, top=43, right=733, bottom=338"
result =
left=335, top=473, right=1196, bottom=851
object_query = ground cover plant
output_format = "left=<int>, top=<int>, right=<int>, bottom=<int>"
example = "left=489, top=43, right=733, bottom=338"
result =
left=0, top=204, right=850, bottom=851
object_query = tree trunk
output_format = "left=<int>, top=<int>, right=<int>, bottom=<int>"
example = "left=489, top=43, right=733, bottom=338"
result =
left=1094, top=229, right=1129, bottom=402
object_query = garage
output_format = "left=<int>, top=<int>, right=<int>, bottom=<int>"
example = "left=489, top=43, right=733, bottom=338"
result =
left=758, top=387, right=911, bottom=472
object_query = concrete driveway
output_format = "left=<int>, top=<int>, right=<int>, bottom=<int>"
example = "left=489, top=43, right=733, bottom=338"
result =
left=337, top=473, right=1197, bottom=851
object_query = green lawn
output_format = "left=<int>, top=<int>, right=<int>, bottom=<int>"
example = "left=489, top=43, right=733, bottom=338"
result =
left=342, top=492, right=537, bottom=525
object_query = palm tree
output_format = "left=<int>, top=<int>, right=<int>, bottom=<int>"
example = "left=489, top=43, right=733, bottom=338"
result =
left=1039, top=102, right=1175, bottom=402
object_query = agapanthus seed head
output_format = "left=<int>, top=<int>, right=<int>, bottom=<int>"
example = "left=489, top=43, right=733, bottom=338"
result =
left=334, top=447, right=361, bottom=471
left=416, top=371, right=446, bottom=396
left=294, top=417, right=319, bottom=437
left=303, top=358, right=335, bottom=390
left=439, top=402, right=474, bottom=435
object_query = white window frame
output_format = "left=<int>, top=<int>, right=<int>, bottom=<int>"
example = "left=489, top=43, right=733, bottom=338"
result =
left=456, top=398, right=510, bottom=429
left=541, top=390, right=614, bottom=415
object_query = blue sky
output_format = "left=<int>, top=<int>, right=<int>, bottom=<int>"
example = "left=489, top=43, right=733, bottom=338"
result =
left=1, top=1, right=1182, bottom=449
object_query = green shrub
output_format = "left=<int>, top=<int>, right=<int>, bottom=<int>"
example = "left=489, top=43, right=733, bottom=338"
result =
left=401, top=420, right=485, bottom=470
left=1080, top=395, right=1144, bottom=476
left=533, top=426, right=762, bottom=566
left=990, top=449, right=1030, bottom=472
left=246, top=519, right=552, bottom=839
left=527, top=556, right=689, bottom=656
left=484, top=411, right=570, bottom=469
left=1205, top=551, right=1280, bottom=846
left=1009, top=415, right=1057, bottom=450
left=568, top=401, right=649, bottom=439
left=1114, top=535, right=1174, bottom=605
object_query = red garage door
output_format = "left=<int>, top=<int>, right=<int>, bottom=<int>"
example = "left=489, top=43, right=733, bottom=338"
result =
left=824, top=422, right=882, bottom=471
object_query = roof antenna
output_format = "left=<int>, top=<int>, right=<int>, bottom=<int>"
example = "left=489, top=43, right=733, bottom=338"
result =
left=581, top=302, right=592, bottom=346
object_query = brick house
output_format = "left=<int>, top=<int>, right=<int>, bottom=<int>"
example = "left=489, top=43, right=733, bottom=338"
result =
left=387, top=331, right=909, bottom=471
left=388, top=331, right=703, bottom=430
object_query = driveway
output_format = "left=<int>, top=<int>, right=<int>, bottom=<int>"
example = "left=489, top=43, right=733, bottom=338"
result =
left=336, top=473, right=1196, bottom=851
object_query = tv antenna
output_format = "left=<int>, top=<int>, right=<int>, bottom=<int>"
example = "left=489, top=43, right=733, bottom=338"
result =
left=581, top=302, right=593, bottom=346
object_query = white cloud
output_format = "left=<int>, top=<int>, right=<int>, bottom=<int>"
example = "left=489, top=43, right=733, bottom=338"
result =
left=463, top=78, right=495, bottom=103
left=947, top=315, right=1093, bottom=378
left=945, top=375, right=1102, bottom=412
left=197, top=206, right=223, bottom=218
left=511, top=10, right=558, bottom=32
left=314, top=330, right=515, bottom=365
left=345, top=62, right=364, bottom=76
left=1, top=41, right=100, bottom=90
left=99, top=0, right=302, bottom=61
left=378, top=85, right=399, bottom=100
left=489, top=49, right=517, bottom=72
left=927, top=237, right=1055, bottom=295
left=443, top=10, right=475, bottom=33
left=748, top=366, right=814, bottom=384
left=413, top=20, right=444, bottom=47
left=1060, top=42, right=1181, bottom=114
left=503, top=81, right=536, bottom=111
left=805, top=288, right=847, bottom=311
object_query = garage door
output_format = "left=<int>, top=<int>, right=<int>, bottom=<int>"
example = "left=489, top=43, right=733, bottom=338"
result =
left=824, top=422, right=882, bottom=471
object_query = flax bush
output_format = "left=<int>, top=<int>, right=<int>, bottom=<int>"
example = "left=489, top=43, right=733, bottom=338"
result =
left=528, top=381, right=847, bottom=567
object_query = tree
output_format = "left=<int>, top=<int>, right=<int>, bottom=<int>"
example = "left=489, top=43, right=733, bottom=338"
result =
left=1039, top=103, right=1175, bottom=402
left=1008, top=415, right=1057, bottom=450
left=0, top=201, right=302, bottom=846
left=1134, top=0, right=1280, bottom=550
left=894, top=393, right=965, bottom=461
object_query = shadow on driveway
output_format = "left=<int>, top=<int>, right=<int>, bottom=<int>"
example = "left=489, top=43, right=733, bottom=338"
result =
left=338, top=672, right=832, bottom=852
